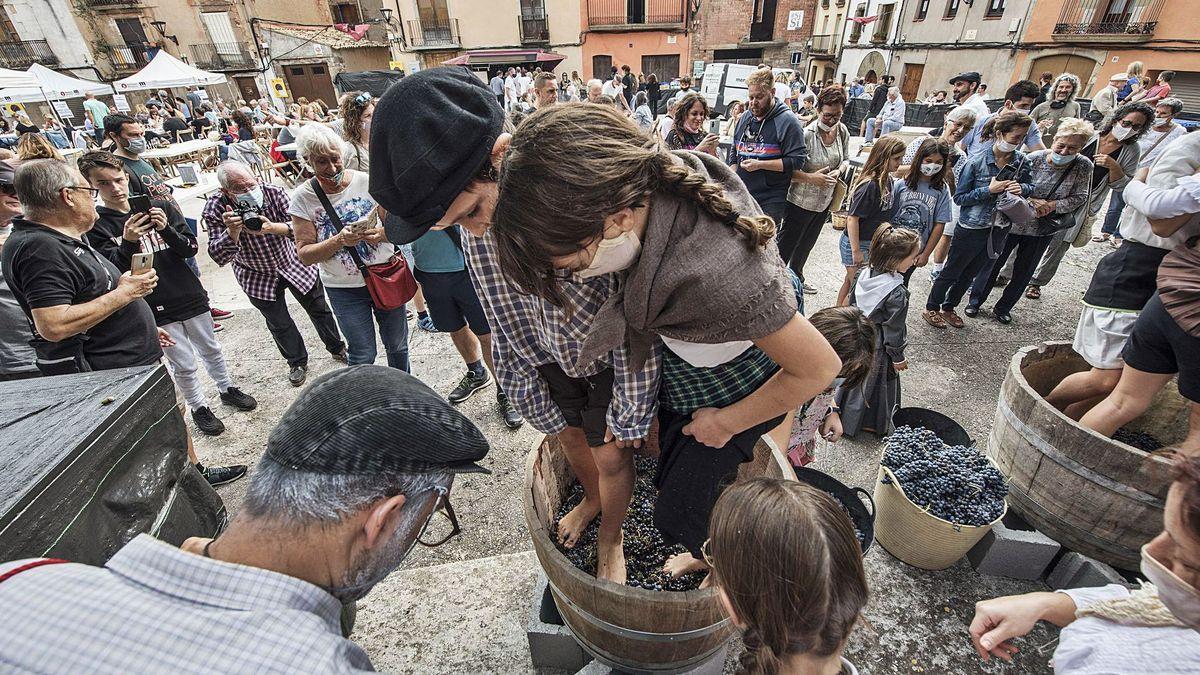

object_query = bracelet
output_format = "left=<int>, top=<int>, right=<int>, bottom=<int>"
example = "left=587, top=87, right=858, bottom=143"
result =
left=828, top=405, right=841, bottom=415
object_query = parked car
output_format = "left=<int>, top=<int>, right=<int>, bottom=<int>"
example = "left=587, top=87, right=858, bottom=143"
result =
left=700, top=63, right=805, bottom=116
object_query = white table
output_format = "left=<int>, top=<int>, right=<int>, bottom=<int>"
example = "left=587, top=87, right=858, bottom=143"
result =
left=275, top=142, right=296, bottom=153
left=141, top=139, right=220, bottom=176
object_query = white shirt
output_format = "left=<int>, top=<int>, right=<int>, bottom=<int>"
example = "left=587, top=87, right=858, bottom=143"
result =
left=879, top=97, right=906, bottom=125
left=661, top=336, right=753, bottom=368
left=602, top=80, right=625, bottom=99
left=1053, top=584, right=1200, bottom=674
left=1119, top=131, right=1200, bottom=250
left=288, top=170, right=393, bottom=288
left=517, top=74, right=531, bottom=95
left=773, top=82, right=791, bottom=102
left=504, top=75, right=517, bottom=100
left=961, top=93, right=990, bottom=120
left=1137, top=122, right=1186, bottom=169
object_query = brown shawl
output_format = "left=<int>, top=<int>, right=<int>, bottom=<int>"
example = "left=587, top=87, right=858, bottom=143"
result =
left=1158, top=236, right=1200, bottom=337
left=578, top=150, right=798, bottom=370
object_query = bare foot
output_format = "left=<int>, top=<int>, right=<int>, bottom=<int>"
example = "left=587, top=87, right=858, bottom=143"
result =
left=557, top=497, right=600, bottom=548
left=663, top=552, right=710, bottom=579
left=596, top=532, right=627, bottom=585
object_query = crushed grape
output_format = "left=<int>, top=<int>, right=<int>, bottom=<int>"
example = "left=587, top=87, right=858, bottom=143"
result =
left=1113, top=427, right=1163, bottom=452
left=881, top=425, right=1008, bottom=527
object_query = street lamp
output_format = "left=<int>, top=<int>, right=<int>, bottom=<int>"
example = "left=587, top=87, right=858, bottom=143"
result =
left=149, top=20, right=179, bottom=46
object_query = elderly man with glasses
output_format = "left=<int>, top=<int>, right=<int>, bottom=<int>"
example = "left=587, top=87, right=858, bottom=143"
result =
left=0, top=365, right=488, bottom=673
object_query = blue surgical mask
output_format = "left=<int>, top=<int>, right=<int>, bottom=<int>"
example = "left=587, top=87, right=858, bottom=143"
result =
left=124, top=137, right=147, bottom=155
left=236, top=186, right=263, bottom=208
left=1048, top=151, right=1077, bottom=166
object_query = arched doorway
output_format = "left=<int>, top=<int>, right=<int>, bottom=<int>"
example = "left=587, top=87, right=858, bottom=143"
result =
left=858, top=51, right=886, bottom=81
left=1030, top=54, right=1099, bottom=94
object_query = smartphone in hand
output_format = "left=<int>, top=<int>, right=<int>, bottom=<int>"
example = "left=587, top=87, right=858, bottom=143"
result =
left=131, top=252, right=154, bottom=274
left=129, top=194, right=152, bottom=215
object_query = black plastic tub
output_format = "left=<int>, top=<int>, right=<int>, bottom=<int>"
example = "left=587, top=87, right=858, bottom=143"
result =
left=792, top=466, right=875, bottom=555
left=892, top=407, right=973, bottom=447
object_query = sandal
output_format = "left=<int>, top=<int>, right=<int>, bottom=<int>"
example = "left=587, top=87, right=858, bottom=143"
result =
left=942, top=310, right=965, bottom=329
left=922, top=310, right=948, bottom=329
left=1025, top=285, right=1041, bottom=300
left=1092, top=233, right=1110, bottom=243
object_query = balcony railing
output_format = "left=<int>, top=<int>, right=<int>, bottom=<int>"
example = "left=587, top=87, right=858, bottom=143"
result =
left=406, top=19, right=460, bottom=49
left=520, top=13, right=549, bottom=42
left=190, top=43, right=256, bottom=71
left=86, top=0, right=141, bottom=7
left=102, top=44, right=152, bottom=73
left=809, top=34, right=836, bottom=55
left=586, top=0, right=686, bottom=28
left=0, top=40, right=59, bottom=69
left=1053, top=0, right=1164, bottom=39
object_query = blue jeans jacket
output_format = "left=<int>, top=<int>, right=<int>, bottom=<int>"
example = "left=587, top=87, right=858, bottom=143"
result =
left=954, top=149, right=1034, bottom=229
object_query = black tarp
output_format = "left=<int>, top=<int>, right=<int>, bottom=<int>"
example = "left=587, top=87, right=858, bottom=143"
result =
left=0, top=365, right=226, bottom=565
left=335, top=70, right=405, bottom=98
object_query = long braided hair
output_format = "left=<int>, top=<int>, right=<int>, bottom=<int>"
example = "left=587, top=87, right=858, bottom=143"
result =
left=491, top=103, right=775, bottom=308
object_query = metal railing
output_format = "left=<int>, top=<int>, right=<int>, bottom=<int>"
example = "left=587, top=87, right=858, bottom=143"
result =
left=103, top=44, right=151, bottom=72
left=809, top=34, right=836, bottom=54
left=0, top=40, right=59, bottom=69
left=190, top=43, right=256, bottom=71
left=406, top=19, right=460, bottom=48
left=520, top=13, right=550, bottom=42
left=1053, top=0, right=1164, bottom=36
left=86, top=0, right=141, bottom=6
left=586, top=0, right=686, bottom=27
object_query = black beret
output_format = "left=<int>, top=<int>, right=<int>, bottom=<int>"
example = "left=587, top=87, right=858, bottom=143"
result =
left=267, top=365, right=491, bottom=475
left=949, top=71, right=982, bottom=85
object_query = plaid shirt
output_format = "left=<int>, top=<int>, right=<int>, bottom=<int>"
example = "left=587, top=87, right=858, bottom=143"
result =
left=463, top=230, right=661, bottom=441
left=0, top=534, right=373, bottom=673
left=204, top=183, right=319, bottom=302
left=660, top=345, right=779, bottom=415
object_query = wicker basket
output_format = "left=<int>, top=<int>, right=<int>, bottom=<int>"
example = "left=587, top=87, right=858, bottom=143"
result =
left=872, top=465, right=1006, bottom=570
left=830, top=210, right=848, bottom=231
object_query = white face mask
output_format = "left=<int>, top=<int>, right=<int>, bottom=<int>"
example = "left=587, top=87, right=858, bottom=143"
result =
left=816, top=120, right=835, bottom=133
left=1141, top=544, right=1200, bottom=630
left=578, top=230, right=642, bottom=278
left=1155, top=115, right=1171, bottom=126
left=1049, top=151, right=1077, bottom=166
left=1111, top=124, right=1136, bottom=141
left=994, top=139, right=1019, bottom=153
left=236, top=186, right=264, bottom=208
left=920, top=163, right=943, bottom=177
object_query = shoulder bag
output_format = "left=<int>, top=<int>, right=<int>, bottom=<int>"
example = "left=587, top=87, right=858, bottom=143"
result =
left=309, top=177, right=416, bottom=311
left=1033, top=163, right=1077, bottom=233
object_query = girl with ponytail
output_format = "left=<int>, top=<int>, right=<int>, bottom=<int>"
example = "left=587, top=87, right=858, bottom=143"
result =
left=492, top=103, right=841, bottom=579
left=707, top=478, right=869, bottom=675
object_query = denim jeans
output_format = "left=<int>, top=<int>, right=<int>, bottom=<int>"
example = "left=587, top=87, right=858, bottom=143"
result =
left=926, top=226, right=1007, bottom=312
left=864, top=117, right=902, bottom=140
left=1101, top=189, right=1124, bottom=237
left=325, top=285, right=410, bottom=371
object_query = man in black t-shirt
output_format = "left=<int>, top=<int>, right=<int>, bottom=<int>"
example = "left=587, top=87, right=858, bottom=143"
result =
left=80, top=151, right=258, bottom=438
left=1, top=159, right=162, bottom=375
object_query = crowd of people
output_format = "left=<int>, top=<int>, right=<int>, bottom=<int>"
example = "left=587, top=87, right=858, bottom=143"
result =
left=0, top=55, right=1197, bottom=673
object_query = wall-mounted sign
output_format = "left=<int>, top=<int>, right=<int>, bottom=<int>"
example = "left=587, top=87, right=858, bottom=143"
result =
left=787, top=10, right=805, bottom=31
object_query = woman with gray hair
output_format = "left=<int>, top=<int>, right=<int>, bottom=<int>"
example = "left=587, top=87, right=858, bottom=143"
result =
left=289, top=123, right=410, bottom=371
left=970, top=117, right=1094, bottom=324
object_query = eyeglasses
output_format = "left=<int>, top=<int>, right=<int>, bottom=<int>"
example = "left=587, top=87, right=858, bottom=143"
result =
left=1116, top=119, right=1142, bottom=129
left=62, top=186, right=99, bottom=198
left=354, top=93, right=373, bottom=106
left=416, top=485, right=461, bottom=548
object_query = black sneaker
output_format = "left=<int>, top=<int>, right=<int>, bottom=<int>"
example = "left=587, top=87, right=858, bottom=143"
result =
left=289, top=364, right=308, bottom=387
left=498, top=393, right=524, bottom=429
left=199, top=463, right=247, bottom=487
left=192, top=406, right=225, bottom=436
left=220, top=386, right=257, bottom=411
left=331, top=348, right=348, bottom=364
left=448, top=370, right=491, bottom=404
left=963, top=305, right=980, bottom=318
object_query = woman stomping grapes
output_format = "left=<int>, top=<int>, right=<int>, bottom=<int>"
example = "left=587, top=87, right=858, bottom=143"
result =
left=490, top=105, right=842, bottom=581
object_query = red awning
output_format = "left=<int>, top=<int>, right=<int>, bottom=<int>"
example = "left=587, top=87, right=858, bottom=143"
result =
left=441, top=49, right=566, bottom=68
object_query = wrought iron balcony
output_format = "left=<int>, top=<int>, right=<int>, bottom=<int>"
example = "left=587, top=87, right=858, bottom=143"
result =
left=102, top=44, right=151, bottom=73
left=0, top=40, right=59, bottom=69
left=407, top=19, right=460, bottom=49
left=190, top=43, right=256, bottom=71
left=809, top=34, right=836, bottom=55
left=86, top=0, right=141, bottom=7
left=1053, top=0, right=1164, bottom=42
left=520, top=13, right=550, bottom=43
left=586, top=0, right=686, bottom=29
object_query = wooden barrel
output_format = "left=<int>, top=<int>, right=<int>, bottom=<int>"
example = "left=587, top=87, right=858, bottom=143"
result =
left=987, top=342, right=1185, bottom=569
left=523, top=433, right=793, bottom=673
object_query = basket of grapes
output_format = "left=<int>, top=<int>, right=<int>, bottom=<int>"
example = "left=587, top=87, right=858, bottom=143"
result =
left=873, top=425, right=1008, bottom=570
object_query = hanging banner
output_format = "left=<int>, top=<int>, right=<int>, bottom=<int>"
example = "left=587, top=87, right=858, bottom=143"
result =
left=52, top=101, right=73, bottom=119
left=4, top=102, right=25, bottom=117
left=270, top=77, right=289, bottom=99
left=112, top=94, right=131, bottom=112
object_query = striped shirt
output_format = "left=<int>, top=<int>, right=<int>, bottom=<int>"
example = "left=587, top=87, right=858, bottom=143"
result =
left=0, top=535, right=372, bottom=673
left=462, top=230, right=661, bottom=441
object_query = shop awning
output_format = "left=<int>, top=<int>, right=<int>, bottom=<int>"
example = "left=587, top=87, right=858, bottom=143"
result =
left=441, top=49, right=566, bottom=68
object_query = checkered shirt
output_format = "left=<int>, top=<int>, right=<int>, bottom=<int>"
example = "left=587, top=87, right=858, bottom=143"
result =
left=462, top=230, right=661, bottom=441
left=0, top=534, right=373, bottom=674
left=660, top=345, right=779, bottom=415
left=204, top=183, right=319, bottom=302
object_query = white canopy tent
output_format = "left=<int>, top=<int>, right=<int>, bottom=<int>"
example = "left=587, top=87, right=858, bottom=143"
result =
left=0, top=67, right=38, bottom=91
left=0, top=64, right=113, bottom=103
left=113, top=50, right=226, bottom=92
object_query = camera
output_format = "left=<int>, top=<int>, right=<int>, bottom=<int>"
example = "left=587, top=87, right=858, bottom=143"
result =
left=235, top=202, right=265, bottom=231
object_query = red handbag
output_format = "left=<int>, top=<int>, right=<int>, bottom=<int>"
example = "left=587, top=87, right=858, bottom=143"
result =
left=310, top=178, right=417, bottom=311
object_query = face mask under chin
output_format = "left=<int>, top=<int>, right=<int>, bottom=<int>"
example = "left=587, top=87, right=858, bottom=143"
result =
left=324, top=522, right=420, bottom=604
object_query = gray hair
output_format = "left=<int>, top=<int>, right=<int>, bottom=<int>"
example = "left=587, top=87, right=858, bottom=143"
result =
left=945, top=105, right=979, bottom=128
left=242, top=455, right=452, bottom=526
left=1158, top=97, right=1184, bottom=115
left=215, top=160, right=254, bottom=189
left=888, top=86, right=900, bottom=97
left=295, top=122, right=346, bottom=163
left=15, top=159, right=78, bottom=213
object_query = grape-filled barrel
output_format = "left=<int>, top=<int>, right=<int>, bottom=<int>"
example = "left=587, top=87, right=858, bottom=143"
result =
left=988, top=342, right=1185, bottom=569
left=523, top=433, right=793, bottom=673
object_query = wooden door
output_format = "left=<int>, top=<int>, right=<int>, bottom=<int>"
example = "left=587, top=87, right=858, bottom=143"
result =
left=1029, top=55, right=1097, bottom=93
left=592, top=54, right=612, bottom=81
left=234, top=76, right=260, bottom=102
left=283, top=64, right=336, bottom=106
left=900, top=63, right=923, bottom=102
left=641, top=55, right=680, bottom=82
left=749, top=0, right=778, bottom=42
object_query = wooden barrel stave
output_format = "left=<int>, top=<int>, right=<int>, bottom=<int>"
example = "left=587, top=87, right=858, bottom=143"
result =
left=524, top=434, right=792, bottom=672
left=987, top=342, right=1174, bottom=570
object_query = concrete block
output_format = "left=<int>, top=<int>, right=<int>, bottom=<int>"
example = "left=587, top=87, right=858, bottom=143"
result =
left=1046, top=552, right=1127, bottom=590
left=576, top=644, right=729, bottom=675
left=967, top=513, right=1061, bottom=580
left=527, top=573, right=592, bottom=671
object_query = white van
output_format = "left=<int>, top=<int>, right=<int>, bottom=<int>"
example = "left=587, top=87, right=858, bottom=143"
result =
left=700, top=64, right=803, bottom=116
